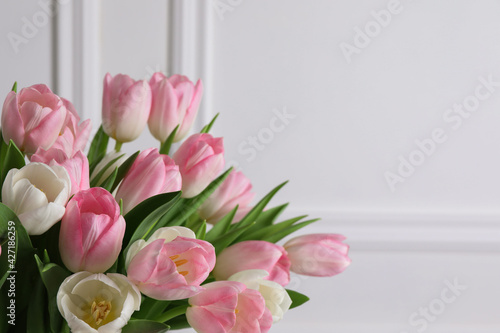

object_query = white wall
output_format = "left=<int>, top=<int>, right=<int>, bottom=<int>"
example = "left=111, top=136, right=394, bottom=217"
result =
left=1, top=0, right=499, bottom=332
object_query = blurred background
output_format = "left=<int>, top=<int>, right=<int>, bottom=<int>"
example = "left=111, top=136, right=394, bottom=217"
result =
left=1, top=0, right=500, bottom=332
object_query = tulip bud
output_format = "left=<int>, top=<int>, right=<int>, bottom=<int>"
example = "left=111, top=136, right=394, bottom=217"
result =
left=1, top=84, right=67, bottom=155
left=149, top=73, right=203, bottom=143
left=126, top=226, right=216, bottom=300
left=213, top=241, right=290, bottom=286
left=102, top=73, right=152, bottom=143
left=115, top=148, right=181, bottom=214
left=283, top=234, right=351, bottom=277
left=198, top=170, right=254, bottom=224
left=187, top=281, right=272, bottom=333
left=173, top=133, right=224, bottom=198
left=51, top=98, right=91, bottom=157
left=229, top=269, right=292, bottom=323
left=31, top=147, right=90, bottom=197
left=2, top=162, right=70, bottom=235
left=57, top=272, right=141, bottom=332
left=59, top=187, right=125, bottom=273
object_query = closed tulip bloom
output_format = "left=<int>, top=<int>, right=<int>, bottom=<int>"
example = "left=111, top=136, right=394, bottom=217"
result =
left=1, top=84, right=67, bottom=155
left=57, top=272, right=141, bottom=333
left=2, top=162, right=70, bottom=235
left=31, top=147, right=90, bottom=197
left=186, top=281, right=272, bottom=333
left=149, top=73, right=203, bottom=143
left=126, top=226, right=216, bottom=300
left=229, top=269, right=292, bottom=323
left=59, top=188, right=125, bottom=273
left=283, top=234, right=351, bottom=277
left=102, top=73, right=152, bottom=143
left=51, top=98, right=91, bottom=157
left=173, top=133, right=224, bottom=198
left=198, top=170, right=254, bottom=224
left=213, top=241, right=291, bottom=286
left=115, top=148, right=181, bottom=214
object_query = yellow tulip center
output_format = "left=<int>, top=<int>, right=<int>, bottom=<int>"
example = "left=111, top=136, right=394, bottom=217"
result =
left=170, top=254, right=189, bottom=277
left=90, top=299, right=112, bottom=327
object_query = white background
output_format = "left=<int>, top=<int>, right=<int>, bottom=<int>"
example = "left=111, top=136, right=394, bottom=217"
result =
left=1, top=0, right=500, bottom=332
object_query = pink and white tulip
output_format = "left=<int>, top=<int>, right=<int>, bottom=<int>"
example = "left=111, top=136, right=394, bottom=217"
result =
left=284, top=234, right=351, bottom=277
left=31, top=147, right=89, bottom=197
left=59, top=187, right=125, bottom=273
left=51, top=98, right=91, bottom=157
left=126, top=226, right=216, bottom=300
left=102, top=73, right=152, bottom=143
left=173, top=133, right=224, bottom=198
left=1, top=84, right=66, bottom=155
left=198, top=170, right=254, bottom=224
left=186, top=281, right=272, bottom=333
left=229, top=269, right=292, bottom=323
left=149, top=73, right=203, bottom=143
left=213, top=240, right=291, bottom=286
left=115, top=148, right=181, bottom=214
left=2, top=162, right=70, bottom=235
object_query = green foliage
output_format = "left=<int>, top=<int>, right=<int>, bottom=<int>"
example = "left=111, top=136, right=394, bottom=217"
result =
left=159, top=125, right=179, bottom=155
left=0, top=140, right=25, bottom=199
left=200, top=113, right=220, bottom=134
left=87, top=126, right=110, bottom=170
left=287, top=289, right=310, bottom=309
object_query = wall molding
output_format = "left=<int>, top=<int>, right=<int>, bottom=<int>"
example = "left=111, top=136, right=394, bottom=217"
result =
left=167, top=0, right=214, bottom=130
left=286, top=208, right=500, bottom=252
left=55, top=0, right=101, bottom=127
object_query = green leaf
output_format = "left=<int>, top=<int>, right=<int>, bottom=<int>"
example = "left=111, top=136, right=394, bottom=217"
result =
left=232, top=181, right=288, bottom=229
left=133, top=297, right=171, bottom=320
left=100, top=167, right=119, bottom=192
left=262, top=219, right=319, bottom=243
left=122, top=320, right=170, bottom=333
left=236, top=215, right=307, bottom=242
left=109, top=151, right=140, bottom=193
left=287, top=289, right=310, bottom=309
left=149, top=168, right=233, bottom=235
left=195, top=221, right=206, bottom=240
left=159, top=125, right=179, bottom=155
left=252, top=203, right=289, bottom=228
left=11, top=82, right=17, bottom=93
left=0, top=140, right=25, bottom=198
left=34, top=254, right=71, bottom=333
left=87, top=125, right=110, bottom=166
left=89, top=153, right=125, bottom=187
left=200, top=113, right=220, bottom=134
left=26, top=277, right=49, bottom=333
left=211, top=222, right=256, bottom=254
left=0, top=204, right=37, bottom=314
left=204, top=206, right=238, bottom=242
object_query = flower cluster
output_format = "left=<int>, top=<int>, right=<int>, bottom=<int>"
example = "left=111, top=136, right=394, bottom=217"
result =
left=0, top=74, right=350, bottom=333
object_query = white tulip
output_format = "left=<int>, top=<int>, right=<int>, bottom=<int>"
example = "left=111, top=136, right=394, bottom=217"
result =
left=229, top=269, right=292, bottom=323
left=125, top=226, right=195, bottom=268
left=57, top=272, right=141, bottom=333
left=2, top=162, right=70, bottom=235
left=90, top=151, right=128, bottom=186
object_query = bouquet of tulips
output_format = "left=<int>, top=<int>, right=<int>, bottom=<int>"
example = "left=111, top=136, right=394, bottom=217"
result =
left=0, top=73, right=351, bottom=333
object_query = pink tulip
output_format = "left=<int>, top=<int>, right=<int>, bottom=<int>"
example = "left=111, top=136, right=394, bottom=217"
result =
left=1, top=84, right=67, bottom=155
left=198, top=170, right=254, bottom=224
left=31, top=147, right=90, bottom=197
left=59, top=187, right=125, bottom=273
left=115, top=148, right=182, bottom=214
left=284, top=234, right=351, bottom=277
left=173, top=133, right=224, bottom=198
left=149, top=73, right=203, bottom=143
left=186, top=281, right=272, bottom=333
left=127, top=236, right=216, bottom=300
left=102, top=73, right=152, bottom=143
left=213, top=241, right=291, bottom=286
left=51, top=98, right=91, bottom=157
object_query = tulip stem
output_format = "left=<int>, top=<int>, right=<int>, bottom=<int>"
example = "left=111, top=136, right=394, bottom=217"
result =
left=155, top=305, right=189, bottom=323
left=114, top=141, right=123, bottom=152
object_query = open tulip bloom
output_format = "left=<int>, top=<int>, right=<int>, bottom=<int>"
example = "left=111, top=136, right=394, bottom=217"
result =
left=0, top=76, right=350, bottom=333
